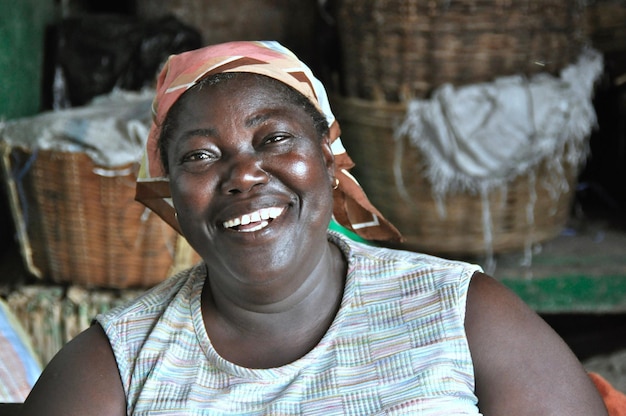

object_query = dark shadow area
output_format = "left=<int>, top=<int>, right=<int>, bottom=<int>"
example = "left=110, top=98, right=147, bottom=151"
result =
left=543, top=313, right=626, bottom=361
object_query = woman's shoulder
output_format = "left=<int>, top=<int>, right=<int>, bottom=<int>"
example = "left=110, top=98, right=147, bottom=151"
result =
left=21, top=324, right=127, bottom=415
left=465, top=272, right=608, bottom=414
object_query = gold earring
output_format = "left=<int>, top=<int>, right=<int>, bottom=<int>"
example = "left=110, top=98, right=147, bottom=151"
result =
left=333, top=178, right=339, bottom=190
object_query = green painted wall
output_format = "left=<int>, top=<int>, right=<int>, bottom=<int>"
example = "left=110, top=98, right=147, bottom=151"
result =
left=0, top=0, right=57, bottom=120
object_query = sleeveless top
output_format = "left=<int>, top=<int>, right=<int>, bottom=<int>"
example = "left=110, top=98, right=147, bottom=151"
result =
left=97, top=232, right=483, bottom=415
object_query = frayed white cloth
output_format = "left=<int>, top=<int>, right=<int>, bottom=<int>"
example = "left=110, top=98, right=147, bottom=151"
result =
left=395, top=48, right=604, bottom=197
left=1, top=89, right=153, bottom=169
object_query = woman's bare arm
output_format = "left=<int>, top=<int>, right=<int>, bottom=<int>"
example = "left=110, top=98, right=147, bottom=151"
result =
left=465, top=272, right=607, bottom=415
left=20, top=324, right=126, bottom=416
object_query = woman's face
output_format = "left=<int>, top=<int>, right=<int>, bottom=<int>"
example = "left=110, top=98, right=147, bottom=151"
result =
left=165, top=74, right=335, bottom=283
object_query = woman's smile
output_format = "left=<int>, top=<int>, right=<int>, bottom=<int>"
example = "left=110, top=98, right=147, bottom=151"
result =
left=222, top=206, right=285, bottom=231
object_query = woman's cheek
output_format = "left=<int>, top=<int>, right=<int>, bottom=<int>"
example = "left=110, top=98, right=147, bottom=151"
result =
left=171, top=174, right=211, bottom=211
left=289, top=159, right=310, bottom=182
left=276, top=150, right=328, bottom=185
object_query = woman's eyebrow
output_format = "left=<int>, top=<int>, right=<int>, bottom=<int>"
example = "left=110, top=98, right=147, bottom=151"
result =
left=179, top=127, right=218, bottom=141
left=244, top=111, right=279, bottom=128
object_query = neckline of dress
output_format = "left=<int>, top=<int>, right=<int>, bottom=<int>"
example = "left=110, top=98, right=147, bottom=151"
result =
left=190, top=232, right=357, bottom=380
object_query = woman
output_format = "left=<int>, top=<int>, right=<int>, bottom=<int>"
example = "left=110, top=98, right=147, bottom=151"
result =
left=21, top=41, right=607, bottom=415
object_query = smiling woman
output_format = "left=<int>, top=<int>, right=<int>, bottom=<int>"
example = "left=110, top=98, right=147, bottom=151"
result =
left=162, top=73, right=339, bottom=291
left=19, top=41, right=609, bottom=416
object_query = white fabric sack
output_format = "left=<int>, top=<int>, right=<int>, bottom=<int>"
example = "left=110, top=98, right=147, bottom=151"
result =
left=395, top=48, right=604, bottom=197
left=1, top=89, right=153, bottom=169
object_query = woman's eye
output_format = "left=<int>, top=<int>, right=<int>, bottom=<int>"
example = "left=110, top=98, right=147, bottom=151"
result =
left=182, top=150, right=218, bottom=163
left=264, top=134, right=290, bottom=145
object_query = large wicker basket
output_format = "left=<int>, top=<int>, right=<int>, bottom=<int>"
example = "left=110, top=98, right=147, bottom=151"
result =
left=333, top=96, right=582, bottom=257
left=332, top=0, right=585, bottom=101
left=1, top=143, right=198, bottom=288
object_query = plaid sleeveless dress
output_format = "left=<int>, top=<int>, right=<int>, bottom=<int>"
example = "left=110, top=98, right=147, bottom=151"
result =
left=97, top=232, right=482, bottom=415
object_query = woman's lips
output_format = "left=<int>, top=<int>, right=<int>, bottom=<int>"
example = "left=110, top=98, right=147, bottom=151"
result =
left=222, top=206, right=285, bottom=232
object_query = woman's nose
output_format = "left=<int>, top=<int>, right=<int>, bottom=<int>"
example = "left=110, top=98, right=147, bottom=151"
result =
left=220, top=152, right=270, bottom=194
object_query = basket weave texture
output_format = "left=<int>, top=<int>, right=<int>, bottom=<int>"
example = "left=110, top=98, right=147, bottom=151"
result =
left=582, top=0, right=626, bottom=53
left=333, top=0, right=585, bottom=102
left=333, top=96, right=581, bottom=256
left=6, top=285, right=142, bottom=365
left=1, top=145, right=198, bottom=288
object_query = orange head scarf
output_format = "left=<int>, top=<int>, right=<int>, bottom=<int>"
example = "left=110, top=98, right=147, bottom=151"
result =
left=136, top=40, right=402, bottom=242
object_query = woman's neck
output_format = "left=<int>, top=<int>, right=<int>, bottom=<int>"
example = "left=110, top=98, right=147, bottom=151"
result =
left=201, top=240, right=347, bottom=368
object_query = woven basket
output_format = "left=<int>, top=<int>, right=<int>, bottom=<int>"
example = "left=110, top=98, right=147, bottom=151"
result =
left=332, top=0, right=585, bottom=101
left=583, top=0, right=626, bottom=53
left=1, top=143, right=199, bottom=288
left=333, top=96, right=582, bottom=256
left=5, top=285, right=143, bottom=365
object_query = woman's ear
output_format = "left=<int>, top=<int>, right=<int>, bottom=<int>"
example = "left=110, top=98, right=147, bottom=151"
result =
left=320, top=133, right=336, bottom=181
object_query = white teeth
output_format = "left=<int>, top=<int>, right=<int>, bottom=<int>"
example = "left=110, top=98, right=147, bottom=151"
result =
left=222, top=206, right=285, bottom=230
left=269, top=207, right=283, bottom=218
left=223, top=217, right=240, bottom=228
left=239, top=221, right=268, bottom=233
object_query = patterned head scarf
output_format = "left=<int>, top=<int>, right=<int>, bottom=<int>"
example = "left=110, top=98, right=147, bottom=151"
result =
left=136, top=40, right=402, bottom=242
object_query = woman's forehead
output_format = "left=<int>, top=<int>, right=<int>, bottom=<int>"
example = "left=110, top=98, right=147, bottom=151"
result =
left=169, top=75, right=314, bottom=130
left=176, top=73, right=313, bottom=116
